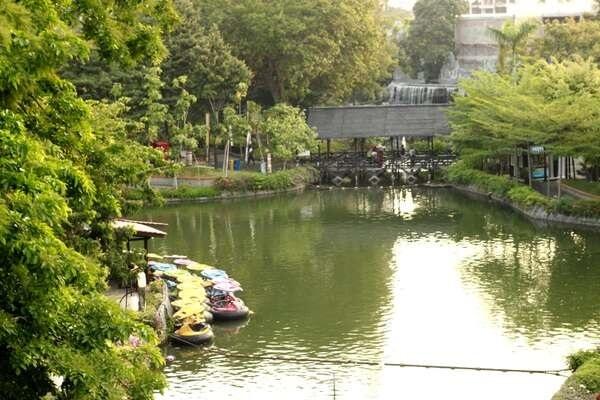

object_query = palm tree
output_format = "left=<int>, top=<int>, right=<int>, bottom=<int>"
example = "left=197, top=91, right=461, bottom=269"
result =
left=488, top=20, right=538, bottom=77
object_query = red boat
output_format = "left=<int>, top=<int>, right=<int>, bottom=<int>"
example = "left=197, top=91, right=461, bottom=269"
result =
left=210, top=295, right=249, bottom=321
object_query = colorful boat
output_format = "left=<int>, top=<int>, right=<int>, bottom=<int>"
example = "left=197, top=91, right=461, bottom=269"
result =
left=171, top=322, right=214, bottom=345
left=210, top=295, right=250, bottom=321
left=200, top=269, right=228, bottom=280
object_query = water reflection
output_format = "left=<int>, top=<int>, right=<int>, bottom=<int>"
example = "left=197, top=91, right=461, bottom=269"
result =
left=135, top=188, right=600, bottom=400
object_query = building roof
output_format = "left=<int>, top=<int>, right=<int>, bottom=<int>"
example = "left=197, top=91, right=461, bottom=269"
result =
left=112, top=219, right=167, bottom=238
left=308, top=104, right=451, bottom=139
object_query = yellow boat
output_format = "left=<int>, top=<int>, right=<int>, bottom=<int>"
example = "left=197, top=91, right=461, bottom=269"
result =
left=172, top=322, right=214, bottom=345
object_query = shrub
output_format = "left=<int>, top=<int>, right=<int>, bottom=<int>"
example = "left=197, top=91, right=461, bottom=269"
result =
left=447, top=161, right=518, bottom=197
left=122, top=186, right=165, bottom=212
left=214, top=167, right=317, bottom=192
left=447, top=163, right=600, bottom=219
left=159, top=186, right=221, bottom=199
left=568, top=349, right=600, bottom=372
left=556, top=198, right=600, bottom=219
left=507, top=186, right=553, bottom=208
left=139, top=280, right=166, bottom=326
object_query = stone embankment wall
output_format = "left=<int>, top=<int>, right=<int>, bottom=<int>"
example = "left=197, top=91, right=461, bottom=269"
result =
left=150, top=176, right=214, bottom=188
left=152, top=283, right=173, bottom=343
left=452, top=184, right=600, bottom=229
left=163, top=185, right=306, bottom=205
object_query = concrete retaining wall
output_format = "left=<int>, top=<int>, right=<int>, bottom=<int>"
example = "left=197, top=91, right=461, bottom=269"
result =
left=164, top=185, right=306, bottom=205
left=452, top=184, right=600, bottom=229
left=152, top=283, right=173, bottom=343
left=150, top=176, right=215, bottom=188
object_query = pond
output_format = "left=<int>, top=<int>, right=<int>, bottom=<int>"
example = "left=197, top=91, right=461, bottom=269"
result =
left=135, top=188, right=600, bottom=400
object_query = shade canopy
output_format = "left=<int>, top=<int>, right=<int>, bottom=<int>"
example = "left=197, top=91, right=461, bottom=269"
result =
left=308, top=104, right=451, bottom=139
left=112, top=219, right=167, bottom=238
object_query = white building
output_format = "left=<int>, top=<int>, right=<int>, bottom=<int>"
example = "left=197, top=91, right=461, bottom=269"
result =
left=464, top=0, right=595, bottom=18
left=454, top=0, right=596, bottom=76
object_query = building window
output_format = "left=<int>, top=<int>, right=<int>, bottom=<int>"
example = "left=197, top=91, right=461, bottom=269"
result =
left=467, top=0, right=509, bottom=15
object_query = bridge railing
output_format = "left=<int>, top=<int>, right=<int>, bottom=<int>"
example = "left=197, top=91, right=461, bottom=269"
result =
left=302, top=152, right=456, bottom=171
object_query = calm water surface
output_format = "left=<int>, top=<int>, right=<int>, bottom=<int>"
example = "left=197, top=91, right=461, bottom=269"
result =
left=136, top=188, right=600, bottom=400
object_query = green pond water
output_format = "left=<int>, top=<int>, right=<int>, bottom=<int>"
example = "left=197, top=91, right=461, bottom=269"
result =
left=135, top=188, right=600, bottom=400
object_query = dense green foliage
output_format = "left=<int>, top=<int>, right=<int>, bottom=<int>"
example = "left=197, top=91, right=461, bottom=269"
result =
left=215, top=167, right=317, bottom=192
left=531, top=18, right=600, bottom=65
left=192, top=0, right=396, bottom=106
left=447, top=162, right=552, bottom=208
left=63, top=0, right=393, bottom=164
left=260, top=105, right=317, bottom=163
left=400, top=0, right=468, bottom=82
left=450, top=59, right=600, bottom=169
left=162, top=0, right=252, bottom=121
left=0, top=0, right=176, bottom=398
left=488, top=20, right=538, bottom=76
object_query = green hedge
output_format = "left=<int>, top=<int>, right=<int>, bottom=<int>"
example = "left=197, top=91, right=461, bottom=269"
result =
left=556, top=198, right=600, bottom=218
left=214, top=167, right=317, bottom=192
left=447, top=162, right=600, bottom=219
left=158, top=186, right=221, bottom=199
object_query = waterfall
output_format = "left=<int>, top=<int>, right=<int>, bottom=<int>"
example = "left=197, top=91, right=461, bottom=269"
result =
left=389, top=84, right=457, bottom=105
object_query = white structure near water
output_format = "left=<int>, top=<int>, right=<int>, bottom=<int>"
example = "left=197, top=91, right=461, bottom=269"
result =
left=388, top=0, right=596, bottom=101
left=464, top=0, right=594, bottom=18
left=456, top=0, right=596, bottom=75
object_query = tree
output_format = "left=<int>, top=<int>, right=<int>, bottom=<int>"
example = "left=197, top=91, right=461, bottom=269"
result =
left=194, top=0, right=395, bottom=106
left=401, top=0, right=468, bottom=82
left=488, top=20, right=538, bottom=76
left=0, top=0, right=175, bottom=398
left=223, top=106, right=251, bottom=150
left=139, top=67, right=170, bottom=145
left=261, top=104, right=317, bottom=167
left=530, top=18, right=600, bottom=65
left=168, top=76, right=205, bottom=159
left=162, top=0, right=252, bottom=121
left=449, top=59, right=600, bottom=175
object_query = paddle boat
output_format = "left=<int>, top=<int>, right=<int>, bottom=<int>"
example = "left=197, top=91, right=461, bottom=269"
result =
left=171, top=322, right=214, bottom=345
left=210, top=296, right=250, bottom=321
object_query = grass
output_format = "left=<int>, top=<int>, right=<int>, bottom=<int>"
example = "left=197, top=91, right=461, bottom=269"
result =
left=176, top=165, right=224, bottom=179
left=565, top=180, right=600, bottom=197
left=567, top=349, right=600, bottom=394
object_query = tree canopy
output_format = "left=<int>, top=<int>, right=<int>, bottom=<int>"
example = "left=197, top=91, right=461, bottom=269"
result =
left=530, top=18, right=600, bottom=65
left=162, top=0, right=252, bottom=119
left=488, top=20, right=538, bottom=76
left=449, top=59, right=600, bottom=168
left=192, top=0, right=396, bottom=106
left=260, top=104, right=317, bottom=162
left=400, top=0, right=468, bottom=82
left=0, top=0, right=175, bottom=398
